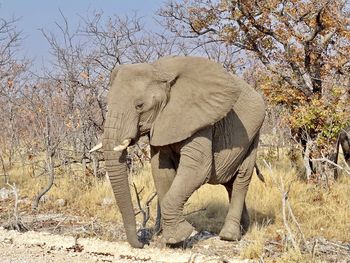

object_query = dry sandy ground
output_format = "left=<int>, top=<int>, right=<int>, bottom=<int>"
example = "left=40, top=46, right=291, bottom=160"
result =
left=0, top=227, right=250, bottom=263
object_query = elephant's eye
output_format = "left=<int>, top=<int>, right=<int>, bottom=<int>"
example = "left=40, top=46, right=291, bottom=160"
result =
left=135, top=101, right=144, bottom=111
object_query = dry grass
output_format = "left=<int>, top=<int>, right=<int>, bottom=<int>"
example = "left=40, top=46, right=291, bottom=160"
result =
left=1, top=152, right=349, bottom=261
left=2, top=163, right=118, bottom=222
left=239, top=223, right=267, bottom=259
left=247, top=162, right=350, bottom=242
left=240, top=155, right=350, bottom=261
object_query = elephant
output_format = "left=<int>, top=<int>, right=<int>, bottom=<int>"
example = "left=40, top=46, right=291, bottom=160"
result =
left=334, top=125, right=350, bottom=179
left=92, top=56, right=266, bottom=248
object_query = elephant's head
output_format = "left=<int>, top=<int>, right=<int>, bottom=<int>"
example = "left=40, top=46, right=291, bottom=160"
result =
left=102, top=56, right=243, bottom=248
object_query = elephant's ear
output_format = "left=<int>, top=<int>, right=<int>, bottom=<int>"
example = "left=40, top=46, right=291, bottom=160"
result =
left=150, top=56, right=243, bottom=146
left=109, top=67, right=119, bottom=84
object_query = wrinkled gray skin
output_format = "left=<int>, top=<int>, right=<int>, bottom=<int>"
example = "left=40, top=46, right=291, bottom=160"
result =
left=102, top=56, right=266, bottom=248
left=334, top=125, right=350, bottom=179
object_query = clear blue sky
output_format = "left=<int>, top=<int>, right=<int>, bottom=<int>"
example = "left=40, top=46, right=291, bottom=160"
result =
left=0, top=0, right=165, bottom=68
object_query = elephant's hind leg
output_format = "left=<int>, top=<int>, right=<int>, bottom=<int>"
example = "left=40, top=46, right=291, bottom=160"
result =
left=219, top=135, right=259, bottom=241
left=223, top=180, right=250, bottom=234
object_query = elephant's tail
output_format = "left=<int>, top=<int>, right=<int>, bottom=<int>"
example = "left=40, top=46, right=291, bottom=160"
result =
left=255, top=164, right=265, bottom=183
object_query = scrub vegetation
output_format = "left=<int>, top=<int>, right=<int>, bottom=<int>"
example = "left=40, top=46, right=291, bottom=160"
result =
left=0, top=0, right=349, bottom=262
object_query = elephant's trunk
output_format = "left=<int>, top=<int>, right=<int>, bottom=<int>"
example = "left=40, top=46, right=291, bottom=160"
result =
left=103, top=110, right=142, bottom=248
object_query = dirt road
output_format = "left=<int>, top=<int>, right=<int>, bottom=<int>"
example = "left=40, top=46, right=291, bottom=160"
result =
left=0, top=227, right=250, bottom=263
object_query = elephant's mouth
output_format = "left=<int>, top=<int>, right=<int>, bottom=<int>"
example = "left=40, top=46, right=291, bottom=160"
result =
left=138, top=123, right=152, bottom=136
left=128, top=138, right=138, bottom=147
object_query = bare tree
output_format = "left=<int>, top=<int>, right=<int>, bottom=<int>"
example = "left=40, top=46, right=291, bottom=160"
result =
left=158, top=0, right=350, bottom=180
left=0, top=17, right=30, bottom=174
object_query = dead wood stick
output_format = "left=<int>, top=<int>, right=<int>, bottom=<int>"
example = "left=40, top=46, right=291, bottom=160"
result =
left=263, top=160, right=300, bottom=251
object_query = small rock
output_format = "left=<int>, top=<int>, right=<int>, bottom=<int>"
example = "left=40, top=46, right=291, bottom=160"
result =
left=56, top=199, right=66, bottom=207
left=0, top=188, right=11, bottom=200
left=101, top=197, right=114, bottom=206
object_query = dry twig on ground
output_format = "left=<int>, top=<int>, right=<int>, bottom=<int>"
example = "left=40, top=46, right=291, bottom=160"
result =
left=263, top=160, right=309, bottom=253
left=133, top=183, right=157, bottom=228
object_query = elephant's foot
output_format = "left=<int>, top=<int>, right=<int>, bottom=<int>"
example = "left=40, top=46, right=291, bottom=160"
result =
left=219, top=223, right=241, bottom=241
left=162, top=220, right=194, bottom=244
left=220, top=203, right=250, bottom=241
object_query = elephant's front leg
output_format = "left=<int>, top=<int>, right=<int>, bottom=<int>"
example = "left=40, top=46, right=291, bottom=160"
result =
left=150, top=146, right=176, bottom=235
left=151, top=146, right=177, bottom=205
left=220, top=135, right=259, bottom=241
left=160, top=128, right=213, bottom=244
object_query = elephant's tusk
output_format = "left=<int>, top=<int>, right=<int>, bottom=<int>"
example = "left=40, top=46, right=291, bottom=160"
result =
left=113, top=139, right=131, bottom=151
left=89, top=142, right=103, bottom=153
